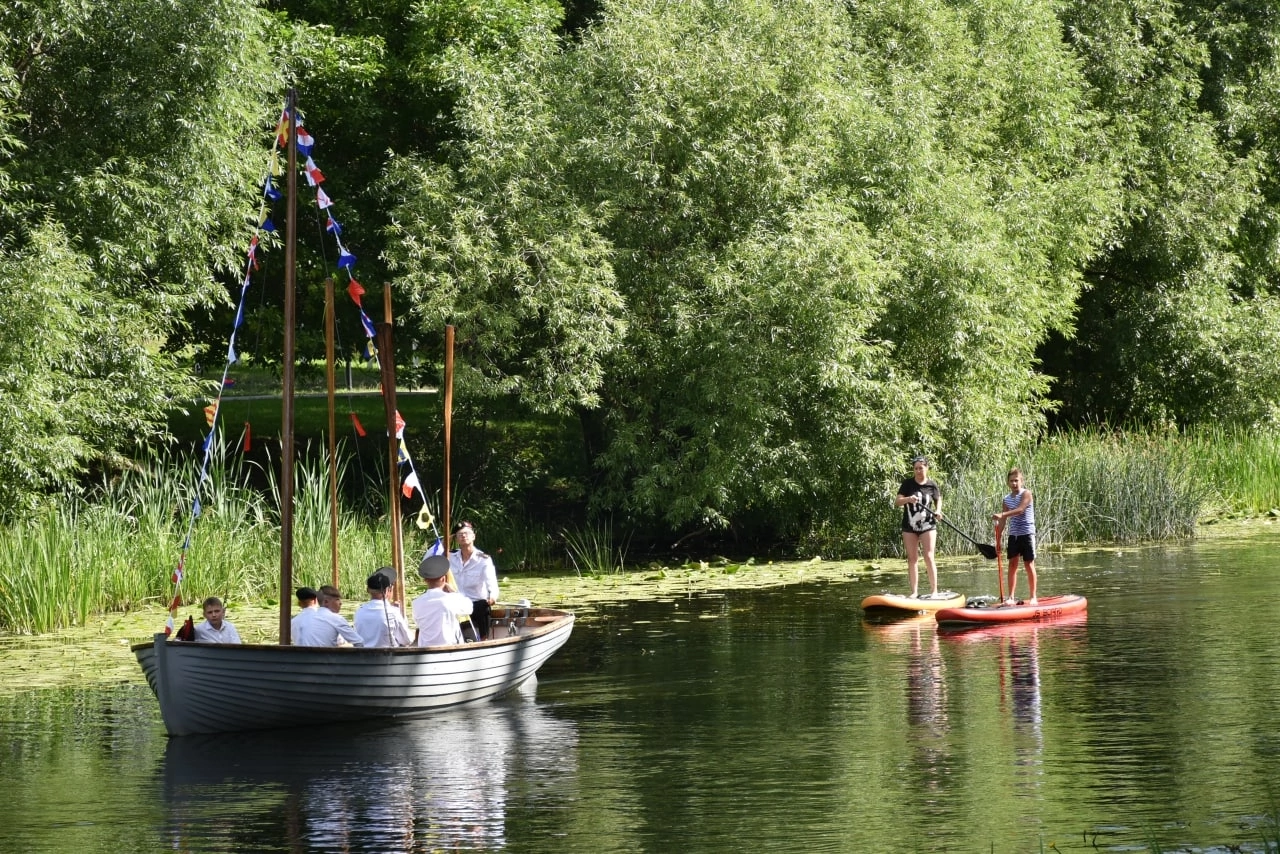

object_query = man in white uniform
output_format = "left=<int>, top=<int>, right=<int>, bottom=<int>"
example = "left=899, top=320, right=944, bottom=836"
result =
left=292, top=585, right=363, bottom=647
left=449, top=521, right=499, bottom=640
left=354, top=567, right=412, bottom=648
left=413, top=555, right=473, bottom=646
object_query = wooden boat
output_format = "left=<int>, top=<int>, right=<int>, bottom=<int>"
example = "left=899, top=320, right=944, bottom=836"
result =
left=135, top=604, right=574, bottom=736
left=861, top=590, right=965, bottom=616
left=933, top=594, right=1087, bottom=627
left=134, top=92, right=573, bottom=736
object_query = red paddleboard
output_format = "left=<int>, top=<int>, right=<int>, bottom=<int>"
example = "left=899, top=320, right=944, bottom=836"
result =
left=937, top=608, right=1088, bottom=638
left=934, top=594, right=1087, bottom=626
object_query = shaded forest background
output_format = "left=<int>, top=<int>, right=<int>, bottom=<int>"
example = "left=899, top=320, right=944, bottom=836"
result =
left=3, top=0, right=1280, bottom=554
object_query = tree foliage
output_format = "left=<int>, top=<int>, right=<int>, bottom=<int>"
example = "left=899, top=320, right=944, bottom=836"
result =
left=0, top=0, right=280, bottom=514
left=1043, top=0, right=1280, bottom=427
left=385, top=0, right=1116, bottom=547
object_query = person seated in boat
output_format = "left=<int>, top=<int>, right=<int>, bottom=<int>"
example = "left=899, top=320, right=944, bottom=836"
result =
left=291, top=585, right=363, bottom=647
left=318, top=585, right=356, bottom=646
left=449, top=520, right=500, bottom=641
left=412, top=555, right=473, bottom=647
left=319, top=584, right=343, bottom=615
left=992, top=467, right=1037, bottom=605
left=354, top=568, right=413, bottom=648
left=192, top=596, right=242, bottom=644
left=895, top=455, right=942, bottom=599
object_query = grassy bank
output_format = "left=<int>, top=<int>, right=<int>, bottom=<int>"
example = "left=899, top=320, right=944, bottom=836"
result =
left=1, top=426, right=1278, bottom=634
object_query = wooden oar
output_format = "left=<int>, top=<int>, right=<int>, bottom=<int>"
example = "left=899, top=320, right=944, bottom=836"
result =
left=995, top=520, right=1006, bottom=602
left=923, top=507, right=998, bottom=559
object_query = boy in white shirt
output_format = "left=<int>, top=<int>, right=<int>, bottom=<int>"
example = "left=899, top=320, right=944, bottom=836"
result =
left=192, top=596, right=242, bottom=644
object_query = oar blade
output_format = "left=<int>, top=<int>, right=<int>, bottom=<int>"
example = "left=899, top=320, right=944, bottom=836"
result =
left=978, top=543, right=997, bottom=560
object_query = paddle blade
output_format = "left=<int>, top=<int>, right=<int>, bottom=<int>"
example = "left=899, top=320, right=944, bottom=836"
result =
left=978, top=543, right=998, bottom=560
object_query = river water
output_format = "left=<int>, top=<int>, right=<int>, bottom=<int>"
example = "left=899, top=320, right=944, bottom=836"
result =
left=1, top=531, right=1278, bottom=853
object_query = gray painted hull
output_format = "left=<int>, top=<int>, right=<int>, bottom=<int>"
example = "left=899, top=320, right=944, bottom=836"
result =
left=134, top=608, right=574, bottom=736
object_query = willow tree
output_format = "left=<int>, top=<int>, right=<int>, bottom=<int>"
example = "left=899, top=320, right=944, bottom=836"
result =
left=0, top=0, right=280, bottom=514
left=1043, top=0, right=1280, bottom=427
left=386, top=0, right=1116, bottom=551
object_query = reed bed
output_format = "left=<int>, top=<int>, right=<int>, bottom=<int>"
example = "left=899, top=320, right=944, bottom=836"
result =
left=0, top=446, right=411, bottom=634
left=562, top=518, right=630, bottom=576
left=2, top=426, right=1278, bottom=632
left=940, top=428, right=1208, bottom=550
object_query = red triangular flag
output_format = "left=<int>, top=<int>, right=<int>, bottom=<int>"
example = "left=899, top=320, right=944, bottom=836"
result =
left=347, top=277, right=364, bottom=307
left=350, top=412, right=367, bottom=437
left=243, top=421, right=252, bottom=452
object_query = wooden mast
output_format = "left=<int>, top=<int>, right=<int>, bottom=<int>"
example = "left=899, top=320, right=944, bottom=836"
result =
left=325, top=277, right=339, bottom=587
left=279, top=88, right=298, bottom=643
left=377, top=287, right=406, bottom=605
left=442, top=325, right=455, bottom=548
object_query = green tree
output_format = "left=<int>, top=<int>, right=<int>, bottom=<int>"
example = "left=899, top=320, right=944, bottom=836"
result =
left=386, top=0, right=1116, bottom=550
left=1044, top=0, right=1280, bottom=427
left=0, top=0, right=280, bottom=513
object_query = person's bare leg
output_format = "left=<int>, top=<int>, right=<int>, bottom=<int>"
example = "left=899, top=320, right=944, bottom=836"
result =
left=1026, top=559, right=1037, bottom=604
left=903, top=532, right=920, bottom=597
left=920, top=529, right=939, bottom=596
left=1006, top=556, right=1021, bottom=603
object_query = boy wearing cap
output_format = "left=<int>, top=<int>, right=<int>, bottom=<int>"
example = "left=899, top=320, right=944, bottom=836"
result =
left=354, top=568, right=413, bottom=648
left=413, top=555, right=473, bottom=647
left=292, top=585, right=364, bottom=647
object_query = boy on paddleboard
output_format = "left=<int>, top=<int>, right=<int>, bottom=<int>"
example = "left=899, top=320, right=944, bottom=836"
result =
left=993, top=468, right=1037, bottom=605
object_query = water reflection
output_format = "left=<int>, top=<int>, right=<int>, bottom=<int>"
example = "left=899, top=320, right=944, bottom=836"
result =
left=862, top=616, right=952, bottom=800
left=161, top=695, right=578, bottom=853
left=939, top=612, right=1088, bottom=803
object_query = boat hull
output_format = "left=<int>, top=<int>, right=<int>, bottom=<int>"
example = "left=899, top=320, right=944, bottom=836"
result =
left=934, top=594, right=1087, bottom=626
left=861, top=591, right=965, bottom=615
left=134, top=607, right=574, bottom=736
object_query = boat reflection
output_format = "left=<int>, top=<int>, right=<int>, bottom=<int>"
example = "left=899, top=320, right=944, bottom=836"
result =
left=161, top=691, right=579, bottom=853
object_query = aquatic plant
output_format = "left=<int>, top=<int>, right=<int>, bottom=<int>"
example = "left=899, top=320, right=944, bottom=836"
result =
left=562, top=519, right=629, bottom=576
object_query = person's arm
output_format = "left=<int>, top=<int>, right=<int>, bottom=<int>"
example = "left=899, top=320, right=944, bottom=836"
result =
left=331, top=612, right=364, bottom=647
left=993, top=490, right=1033, bottom=522
left=894, top=482, right=916, bottom=507
left=484, top=557, right=499, bottom=604
left=393, top=611, right=412, bottom=646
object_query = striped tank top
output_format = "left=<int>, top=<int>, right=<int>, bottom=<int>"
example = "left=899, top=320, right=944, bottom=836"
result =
left=1003, top=490, right=1035, bottom=537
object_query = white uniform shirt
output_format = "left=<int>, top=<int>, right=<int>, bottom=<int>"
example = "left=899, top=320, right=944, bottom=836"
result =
left=193, top=619, right=242, bottom=644
left=412, top=588, right=473, bottom=647
left=354, top=599, right=413, bottom=648
left=292, top=605, right=363, bottom=647
left=450, top=549, right=499, bottom=601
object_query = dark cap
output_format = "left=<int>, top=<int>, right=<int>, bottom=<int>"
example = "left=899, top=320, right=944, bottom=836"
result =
left=418, top=555, right=450, bottom=580
left=296, top=586, right=319, bottom=603
left=452, top=520, right=474, bottom=534
left=367, top=567, right=396, bottom=591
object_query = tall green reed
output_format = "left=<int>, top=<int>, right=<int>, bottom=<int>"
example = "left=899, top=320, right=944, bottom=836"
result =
left=938, top=427, right=1211, bottom=550
left=562, top=518, right=629, bottom=576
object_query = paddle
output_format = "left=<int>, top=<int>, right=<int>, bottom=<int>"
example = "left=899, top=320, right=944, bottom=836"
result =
left=921, top=507, right=997, bottom=559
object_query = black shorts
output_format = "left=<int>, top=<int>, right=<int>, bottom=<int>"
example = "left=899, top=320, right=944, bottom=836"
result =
left=1006, top=534, right=1036, bottom=562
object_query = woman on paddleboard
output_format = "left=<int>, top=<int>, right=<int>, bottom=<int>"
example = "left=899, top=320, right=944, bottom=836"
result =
left=895, top=455, right=941, bottom=599
left=992, top=468, right=1037, bottom=605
